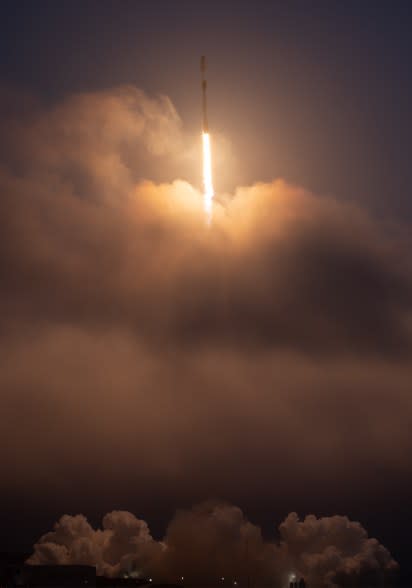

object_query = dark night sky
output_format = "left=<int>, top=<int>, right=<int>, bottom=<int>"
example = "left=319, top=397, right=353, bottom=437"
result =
left=1, top=0, right=412, bottom=585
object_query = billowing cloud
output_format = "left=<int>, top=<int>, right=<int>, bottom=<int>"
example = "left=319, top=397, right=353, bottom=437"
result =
left=0, top=86, right=411, bottom=564
left=28, top=511, right=161, bottom=578
left=0, top=84, right=411, bottom=355
left=28, top=503, right=398, bottom=587
left=276, top=512, right=398, bottom=587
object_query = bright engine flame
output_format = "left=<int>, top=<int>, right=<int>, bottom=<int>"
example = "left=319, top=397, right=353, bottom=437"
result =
left=202, top=132, right=214, bottom=223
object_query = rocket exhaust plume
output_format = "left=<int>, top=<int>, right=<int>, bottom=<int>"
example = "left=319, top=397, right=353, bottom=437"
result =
left=201, top=56, right=214, bottom=223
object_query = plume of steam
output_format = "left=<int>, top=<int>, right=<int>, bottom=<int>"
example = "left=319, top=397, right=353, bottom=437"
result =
left=275, top=513, right=398, bottom=587
left=0, top=86, right=410, bottom=577
left=28, top=511, right=161, bottom=578
left=28, top=503, right=398, bottom=587
left=1, top=84, right=411, bottom=356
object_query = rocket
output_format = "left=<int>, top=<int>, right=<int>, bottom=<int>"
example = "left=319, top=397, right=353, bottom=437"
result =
left=200, top=55, right=214, bottom=221
left=200, top=55, right=208, bottom=132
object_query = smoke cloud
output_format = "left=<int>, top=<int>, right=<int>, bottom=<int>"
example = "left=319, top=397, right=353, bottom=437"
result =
left=0, top=85, right=411, bottom=568
left=1, top=84, right=411, bottom=355
left=28, top=511, right=161, bottom=579
left=28, top=502, right=398, bottom=587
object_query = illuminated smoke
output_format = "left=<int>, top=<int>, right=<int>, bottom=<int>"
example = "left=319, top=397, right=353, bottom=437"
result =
left=28, top=504, right=399, bottom=586
left=202, top=132, right=214, bottom=223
